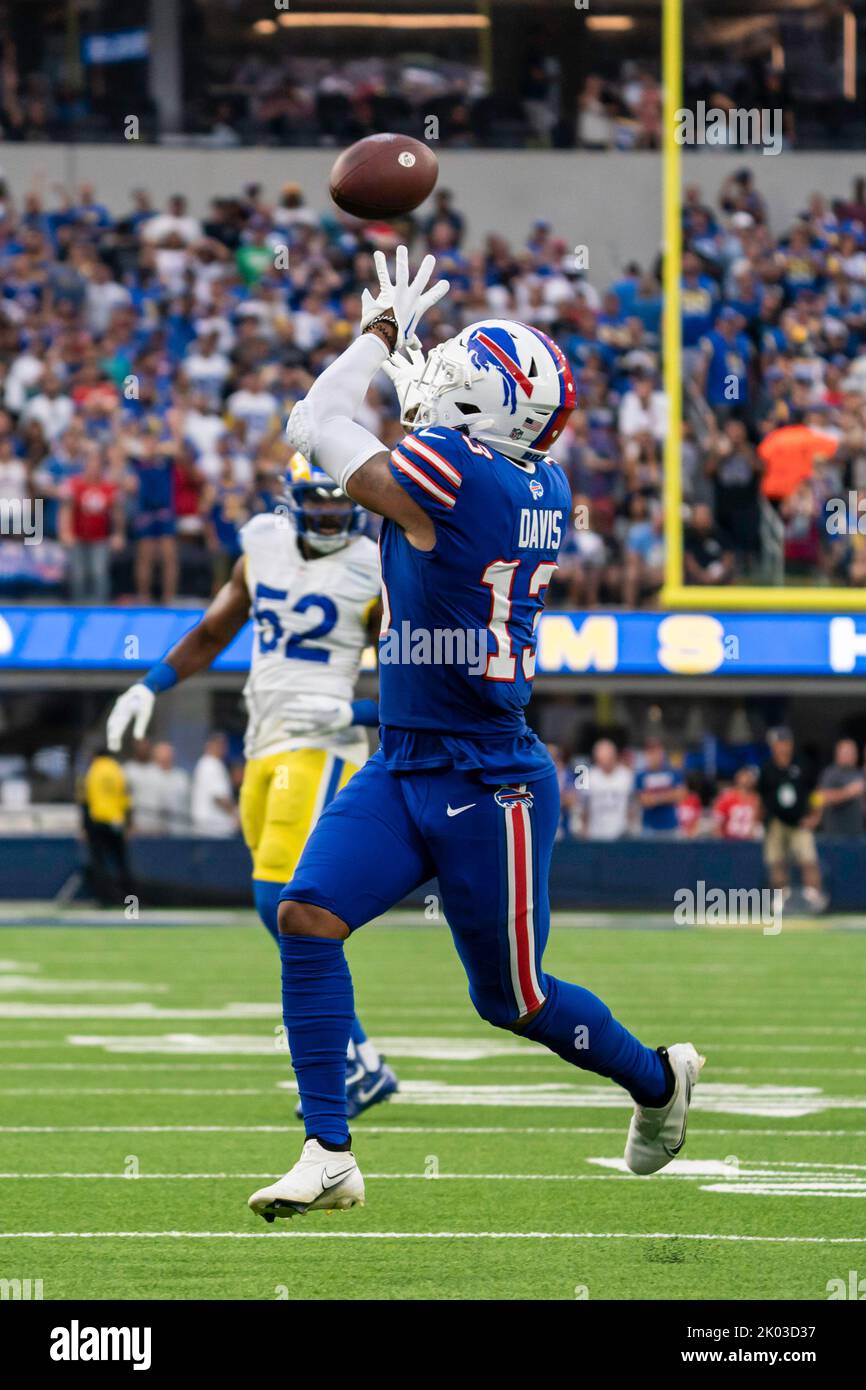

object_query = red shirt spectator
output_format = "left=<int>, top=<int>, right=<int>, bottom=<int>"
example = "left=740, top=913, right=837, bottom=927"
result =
left=67, top=475, right=118, bottom=542
left=714, top=787, right=760, bottom=840
left=677, top=790, right=703, bottom=837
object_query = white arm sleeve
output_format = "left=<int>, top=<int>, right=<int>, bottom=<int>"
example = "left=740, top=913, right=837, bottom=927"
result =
left=299, top=334, right=391, bottom=490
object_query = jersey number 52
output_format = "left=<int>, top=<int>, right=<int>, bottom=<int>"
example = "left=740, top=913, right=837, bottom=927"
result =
left=254, top=584, right=337, bottom=663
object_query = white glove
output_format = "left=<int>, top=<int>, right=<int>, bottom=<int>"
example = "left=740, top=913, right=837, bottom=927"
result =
left=381, top=337, right=426, bottom=420
left=360, top=245, right=449, bottom=351
left=106, top=683, right=155, bottom=752
left=284, top=694, right=353, bottom=738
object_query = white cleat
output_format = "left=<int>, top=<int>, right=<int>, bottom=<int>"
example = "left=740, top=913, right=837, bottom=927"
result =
left=248, top=1138, right=365, bottom=1222
left=624, top=1043, right=706, bottom=1176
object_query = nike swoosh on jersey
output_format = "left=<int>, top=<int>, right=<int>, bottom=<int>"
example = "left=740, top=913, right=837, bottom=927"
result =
left=446, top=803, right=476, bottom=817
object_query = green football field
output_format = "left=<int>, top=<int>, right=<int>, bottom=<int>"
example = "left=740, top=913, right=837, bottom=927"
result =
left=0, top=909, right=863, bottom=1301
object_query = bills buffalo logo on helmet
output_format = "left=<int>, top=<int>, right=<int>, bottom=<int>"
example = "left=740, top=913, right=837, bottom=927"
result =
left=494, top=786, right=535, bottom=810
left=466, top=326, right=530, bottom=414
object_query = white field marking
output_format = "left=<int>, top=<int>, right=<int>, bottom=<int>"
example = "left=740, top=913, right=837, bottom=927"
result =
left=5, top=1157, right=864, bottom=1177
left=0, top=977, right=167, bottom=995
left=0, top=909, right=250, bottom=926
left=1, top=1045, right=866, bottom=1061
left=0, top=1003, right=278, bottom=1019
left=0, top=1172, right=653, bottom=1182
left=4, top=1079, right=866, bottom=1118
left=5, top=1158, right=866, bottom=1187
left=0, top=1063, right=293, bottom=1072
left=7, top=1066, right=866, bottom=1092
left=0, top=959, right=166, bottom=994
left=5, top=1123, right=866, bottom=1140
left=51, top=1032, right=866, bottom=1060
left=284, top=1079, right=866, bottom=1118
left=0, top=1088, right=279, bottom=1097
left=3, top=1016, right=866, bottom=1035
left=6, top=1060, right=866, bottom=1078
left=588, top=1157, right=866, bottom=1198
left=2, top=1230, right=866, bottom=1245
left=1, top=906, right=861, bottom=932
left=63, top=1033, right=535, bottom=1059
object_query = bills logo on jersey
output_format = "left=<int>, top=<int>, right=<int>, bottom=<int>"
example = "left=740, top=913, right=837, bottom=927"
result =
left=494, top=785, right=535, bottom=810
left=529, top=478, right=544, bottom=500
left=467, top=326, right=533, bottom=415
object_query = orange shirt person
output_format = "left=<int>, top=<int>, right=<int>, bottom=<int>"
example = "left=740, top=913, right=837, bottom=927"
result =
left=758, top=421, right=838, bottom=502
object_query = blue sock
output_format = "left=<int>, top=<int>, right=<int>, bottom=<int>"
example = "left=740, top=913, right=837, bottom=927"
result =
left=279, top=933, right=354, bottom=1145
left=523, top=975, right=668, bottom=1106
left=259, top=882, right=368, bottom=1078
left=253, top=879, right=282, bottom=944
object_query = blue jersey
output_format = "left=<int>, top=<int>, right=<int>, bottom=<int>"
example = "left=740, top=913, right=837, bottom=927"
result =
left=378, top=426, right=571, bottom=783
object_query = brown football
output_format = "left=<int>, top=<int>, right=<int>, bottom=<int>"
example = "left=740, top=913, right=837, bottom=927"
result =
left=329, top=133, right=439, bottom=219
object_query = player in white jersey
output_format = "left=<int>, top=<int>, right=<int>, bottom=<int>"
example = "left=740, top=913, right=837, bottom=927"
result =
left=107, top=454, right=399, bottom=1117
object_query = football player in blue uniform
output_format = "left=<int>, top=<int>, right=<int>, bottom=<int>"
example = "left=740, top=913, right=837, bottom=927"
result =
left=249, top=247, right=704, bottom=1220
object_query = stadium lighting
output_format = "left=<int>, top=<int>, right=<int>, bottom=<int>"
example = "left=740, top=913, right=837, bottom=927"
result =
left=844, top=9, right=857, bottom=100
left=585, top=16, right=635, bottom=32
left=274, top=12, right=490, bottom=29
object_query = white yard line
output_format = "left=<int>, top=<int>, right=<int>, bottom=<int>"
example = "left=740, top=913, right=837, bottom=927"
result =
left=1, top=1230, right=865, bottom=1244
left=3, top=1123, right=866, bottom=1138
left=0, top=1171, right=650, bottom=1181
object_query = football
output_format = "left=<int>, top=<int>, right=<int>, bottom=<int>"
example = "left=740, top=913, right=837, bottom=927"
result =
left=328, top=133, right=438, bottom=219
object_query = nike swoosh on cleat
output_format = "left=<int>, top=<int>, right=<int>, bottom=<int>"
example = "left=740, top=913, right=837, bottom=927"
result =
left=355, top=1077, right=389, bottom=1105
left=321, top=1165, right=355, bottom=1192
left=446, top=803, right=476, bottom=817
left=664, top=1073, right=691, bottom=1158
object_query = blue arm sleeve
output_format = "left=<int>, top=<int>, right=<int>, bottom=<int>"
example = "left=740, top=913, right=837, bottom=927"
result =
left=350, top=698, right=379, bottom=728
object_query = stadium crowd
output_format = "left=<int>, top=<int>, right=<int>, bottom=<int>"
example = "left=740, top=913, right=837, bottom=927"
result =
left=3, top=31, right=847, bottom=154
left=3, top=164, right=866, bottom=605
left=84, top=725, right=866, bottom=854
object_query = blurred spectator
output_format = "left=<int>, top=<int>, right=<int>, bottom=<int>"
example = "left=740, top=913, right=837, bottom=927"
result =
left=758, top=416, right=840, bottom=504
left=618, top=370, right=666, bottom=442
left=816, top=738, right=865, bottom=836
left=58, top=443, right=124, bottom=602
left=635, top=737, right=683, bottom=835
left=684, top=503, right=734, bottom=586
left=576, top=75, right=616, bottom=150
left=151, top=741, right=192, bottom=835
left=704, top=417, right=762, bottom=572
left=758, top=726, right=825, bottom=909
left=20, top=372, right=73, bottom=444
left=191, top=733, right=238, bottom=837
left=622, top=495, right=664, bottom=607
left=677, top=771, right=705, bottom=837
left=547, top=742, right=576, bottom=840
left=121, top=418, right=179, bottom=602
left=713, top=765, right=761, bottom=840
left=81, top=747, right=131, bottom=906
left=578, top=738, right=634, bottom=840
left=122, top=739, right=163, bottom=835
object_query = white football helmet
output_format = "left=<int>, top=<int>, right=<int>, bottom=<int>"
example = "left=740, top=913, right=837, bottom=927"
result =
left=386, top=319, right=576, bottom=465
